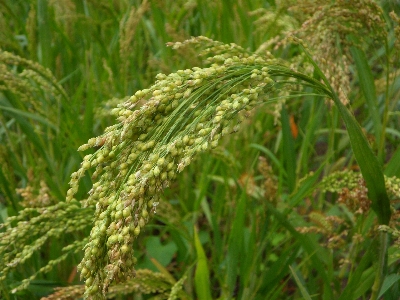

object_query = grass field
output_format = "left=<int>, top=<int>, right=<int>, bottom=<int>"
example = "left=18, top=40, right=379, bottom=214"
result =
left=1, top=1, right=400, bottom=299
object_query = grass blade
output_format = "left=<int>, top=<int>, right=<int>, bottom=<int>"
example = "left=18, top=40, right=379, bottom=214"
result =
left=193, top=227, right=212, bottom=300
left=384, top=145, right=400, bottom=176
left=289, top=265, right=313, bottom=300
left=378, top=274, right=400, bottom=298
left=226, top=191, right=246, bottom=298
left=350, top=46, right=382, bottom=157
left=0, top=105, right=57, bottom=131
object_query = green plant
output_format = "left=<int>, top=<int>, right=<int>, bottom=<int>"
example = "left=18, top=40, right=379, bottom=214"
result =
left=0, top=1, right=399, bottom=299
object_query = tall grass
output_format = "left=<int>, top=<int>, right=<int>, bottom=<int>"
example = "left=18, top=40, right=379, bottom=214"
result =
left=0, top=1, right=399, bottom=299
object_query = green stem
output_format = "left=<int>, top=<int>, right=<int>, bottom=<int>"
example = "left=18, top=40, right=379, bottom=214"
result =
left=370, top=232, right=388, bottom=300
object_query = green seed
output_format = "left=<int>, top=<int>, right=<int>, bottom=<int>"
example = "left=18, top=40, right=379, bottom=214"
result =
left=123, top=207, right=131, bottom=218
left=107, top=235, right=118, bottom=245
left=121, top=245, right=130, bottom=254
left=134, top=226, right=141, bottom=236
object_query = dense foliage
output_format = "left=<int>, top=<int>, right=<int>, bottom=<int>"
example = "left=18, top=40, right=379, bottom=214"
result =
left=0, top=1, right=399, bottom=299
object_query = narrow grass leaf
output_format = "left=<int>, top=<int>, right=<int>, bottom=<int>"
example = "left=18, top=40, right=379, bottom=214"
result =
left=240, top=225, right=256, bottom=289
left=384, top=146, right=400, bottom=176
left=289, top=265, right=313, bottom=300
left=150, top=258, right=176, bottom=284
left=333, top=90, right=390, bottom=224
left=193, top=227, right=212, bottom=300
left=378, top=274, right=400, bottom=298
left=0, top=105, right=57, bottom=131
left=350, top=46, right=382, bottom=150
left=226, top=191, right=246, bottom=298
left=353, top=268, right=375, bottom=299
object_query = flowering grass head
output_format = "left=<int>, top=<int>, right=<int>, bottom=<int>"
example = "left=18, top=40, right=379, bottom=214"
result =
left=68, top=37, right=287, bottom=297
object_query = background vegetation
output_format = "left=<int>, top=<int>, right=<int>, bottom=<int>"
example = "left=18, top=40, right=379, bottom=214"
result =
left=0, top=0, right=399, bottom=299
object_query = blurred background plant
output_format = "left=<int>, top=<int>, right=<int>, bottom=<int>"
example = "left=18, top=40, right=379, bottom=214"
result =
left=0, top=0, right=399, bottom=299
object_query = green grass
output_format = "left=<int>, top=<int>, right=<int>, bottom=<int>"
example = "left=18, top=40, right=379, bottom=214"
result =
left=0, top=1, right=400, bottom=299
